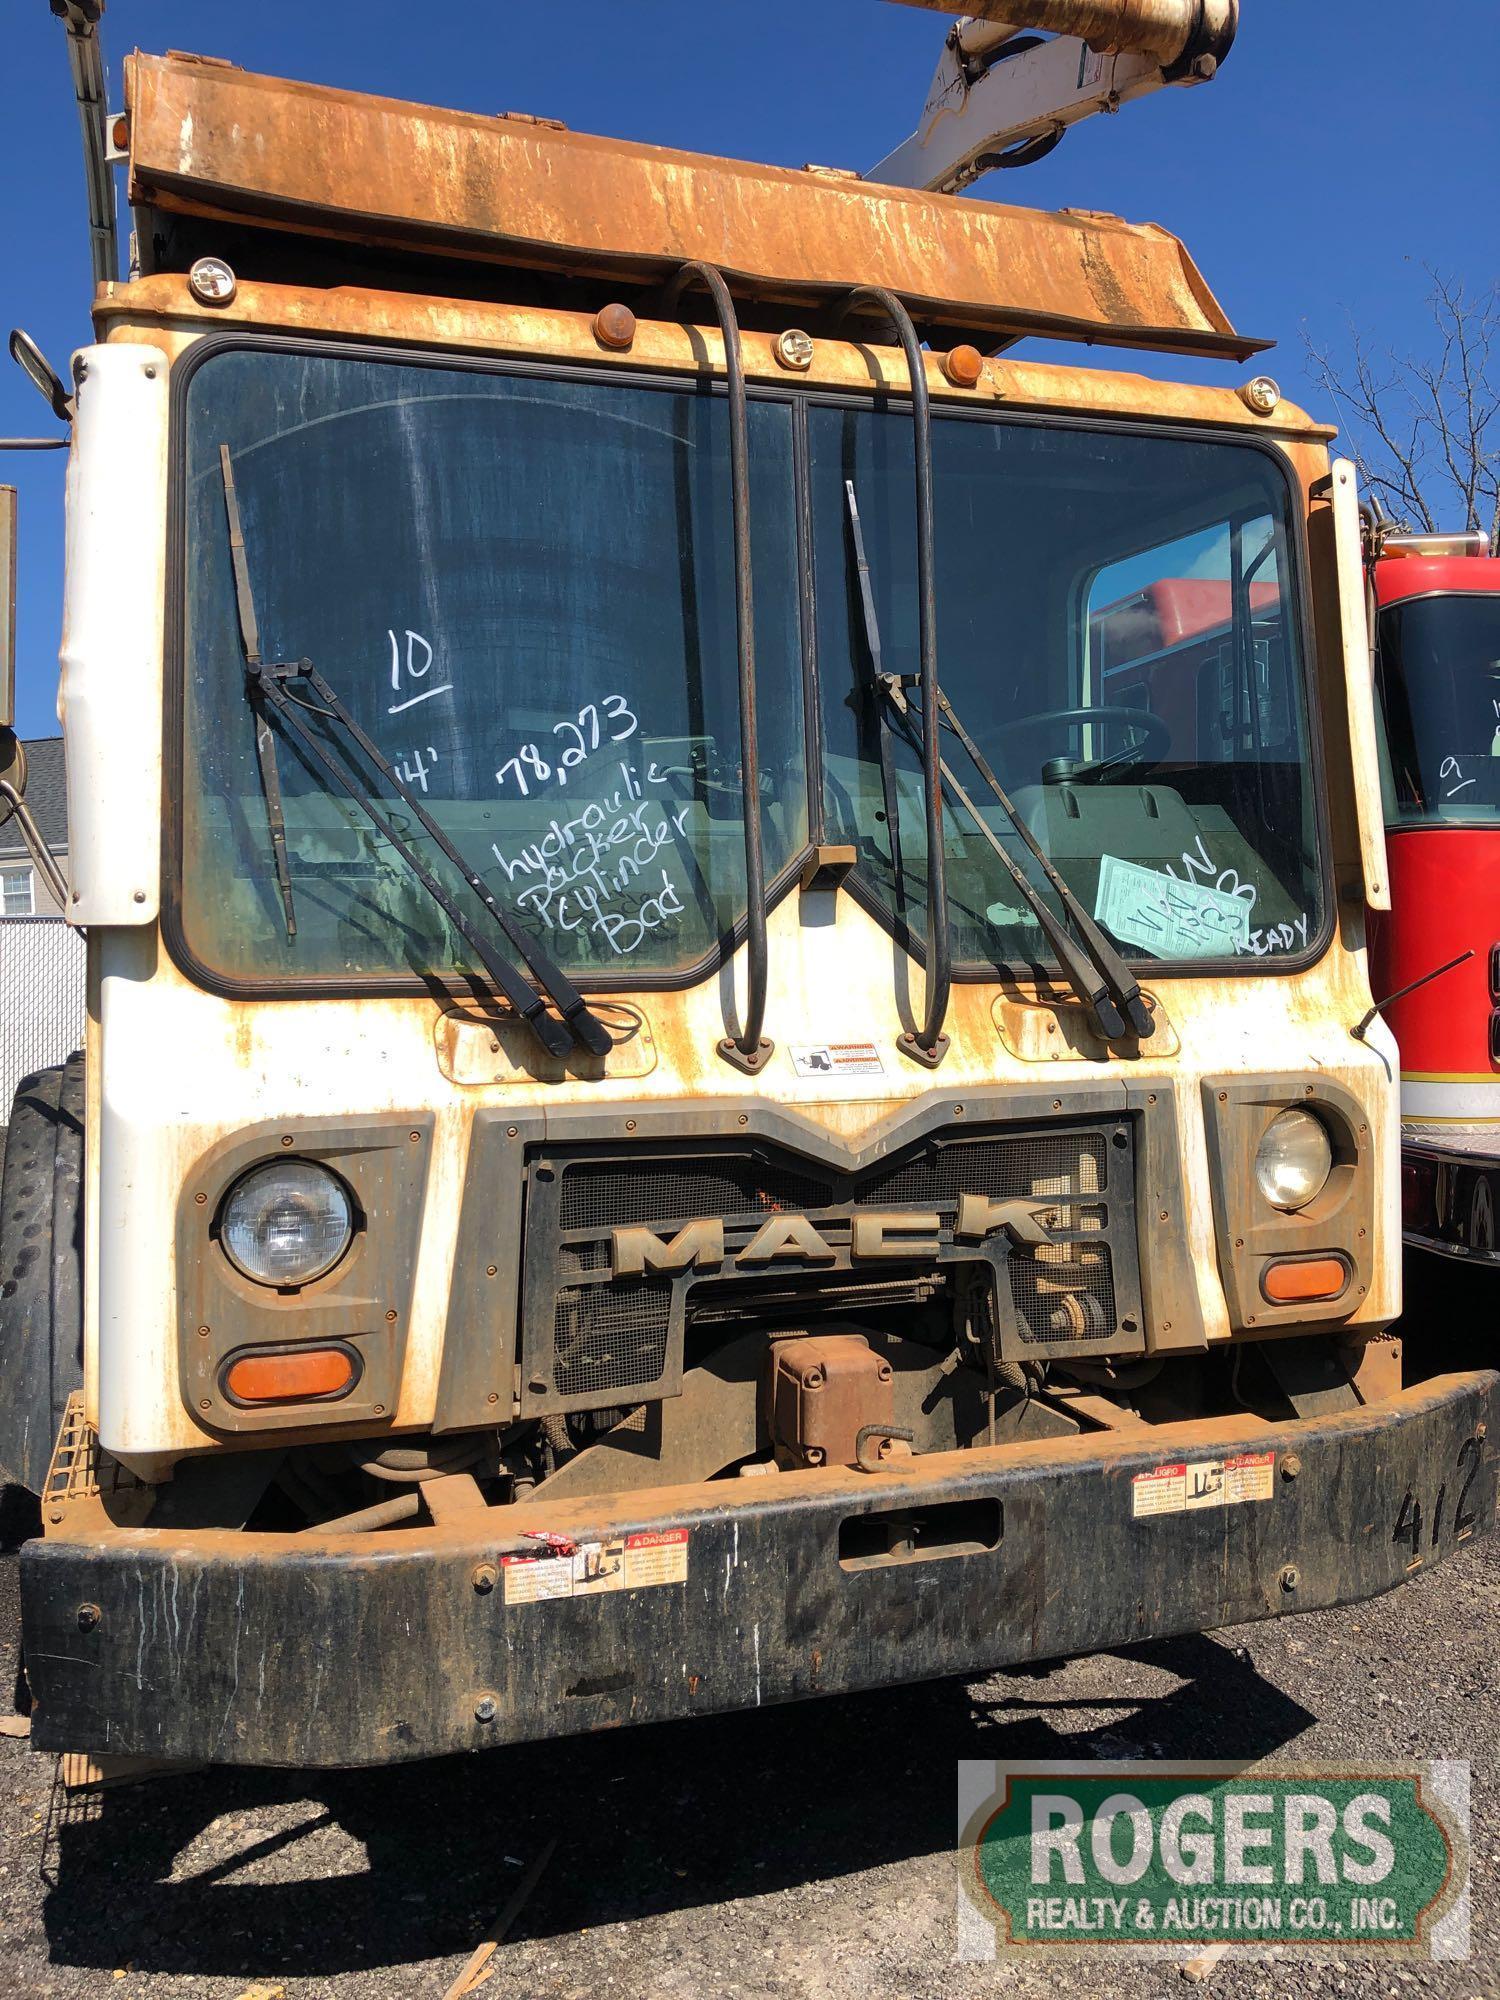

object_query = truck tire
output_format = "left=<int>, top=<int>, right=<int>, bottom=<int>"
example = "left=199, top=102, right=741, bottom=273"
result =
left=0, top=1054, right=85, bottom=1497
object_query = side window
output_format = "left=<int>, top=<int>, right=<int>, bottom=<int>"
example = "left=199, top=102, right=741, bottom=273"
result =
left=1088, top=517, right=1290, bottom=765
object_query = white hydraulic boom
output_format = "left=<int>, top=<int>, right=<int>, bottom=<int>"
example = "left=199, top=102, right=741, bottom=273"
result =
left=874, top=0, right=1238, bottom=192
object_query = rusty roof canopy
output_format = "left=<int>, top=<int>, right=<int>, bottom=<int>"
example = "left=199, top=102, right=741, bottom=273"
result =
left=123, top=51, right=1265, bottom=362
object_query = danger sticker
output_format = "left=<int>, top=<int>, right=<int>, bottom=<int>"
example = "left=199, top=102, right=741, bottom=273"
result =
left=1223, top=1450, right=1276, bottom=1502
left=1132, top=1451, right=1275, bottom=1519
left=502, top=1529, right=689, bottom=1605
left=791, top=1042, right=884, bottom=1079
left=623, top=1527, right=690, bottom=1588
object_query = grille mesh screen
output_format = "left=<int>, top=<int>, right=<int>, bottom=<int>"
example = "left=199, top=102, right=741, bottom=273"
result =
left=554, top=1283, right=672, bottom=1398
left=867, top=1135, right=1106, bottom=1208
left=538, top=1125, right=1131, bottom=1401
left=560, top=1158, right=835, bottom=1231
left=1009, top=1241, right=1116, bottom=1345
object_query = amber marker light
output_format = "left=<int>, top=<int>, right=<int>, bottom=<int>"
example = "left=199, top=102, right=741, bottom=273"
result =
left=222, top=1346, right=358, bottom=1405
left=942, top=344, right=985, bottom=388
left=1260, top=1257, right=1349, bottom=1306
left=593, top=303, right=637, bottom=351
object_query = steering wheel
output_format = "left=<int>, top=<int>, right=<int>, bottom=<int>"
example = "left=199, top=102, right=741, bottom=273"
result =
left=999, top=703, right=1172, bottom=783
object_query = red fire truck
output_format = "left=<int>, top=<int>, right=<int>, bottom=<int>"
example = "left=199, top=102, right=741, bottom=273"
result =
left=1367, top=533, right=1500, bottom=1263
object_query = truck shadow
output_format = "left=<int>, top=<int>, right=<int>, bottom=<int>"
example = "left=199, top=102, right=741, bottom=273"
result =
left=33, top=1629, right=1314, bottom=1983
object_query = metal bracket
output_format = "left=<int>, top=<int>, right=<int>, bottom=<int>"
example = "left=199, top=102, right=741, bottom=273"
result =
left=800, top=844, right=857, bottom=894
left=717, top=1036, right=774, bottom=1077
left=855, top=1424, right=916, bottom=1473
left=897, top=1030, right=950, bottom=1071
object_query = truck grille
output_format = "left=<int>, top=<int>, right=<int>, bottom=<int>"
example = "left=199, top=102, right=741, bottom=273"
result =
left=521, top=1120, right=1141, bottom=1412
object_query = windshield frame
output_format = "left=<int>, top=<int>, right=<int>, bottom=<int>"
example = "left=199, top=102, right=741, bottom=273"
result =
left=161, top=330, right=1335, bottom=1001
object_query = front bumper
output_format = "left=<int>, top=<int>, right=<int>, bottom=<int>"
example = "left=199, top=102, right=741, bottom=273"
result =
left=1403, top=1139, right=1500, bottom=1265
left=22, top=1371, right=1498, bottom=1769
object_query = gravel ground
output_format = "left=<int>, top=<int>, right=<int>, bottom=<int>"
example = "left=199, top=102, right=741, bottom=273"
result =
left=0, top=1270, right=1495, bottom=2000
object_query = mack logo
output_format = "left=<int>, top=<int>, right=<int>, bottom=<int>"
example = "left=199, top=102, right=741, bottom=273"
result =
left=610, top=1196, right=1055, bottom=1278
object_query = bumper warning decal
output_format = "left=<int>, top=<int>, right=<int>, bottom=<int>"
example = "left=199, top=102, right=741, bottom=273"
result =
left=1132, top=1451, right=1274, bottom=1519
left=503, top=1527, right=689, bottom=1605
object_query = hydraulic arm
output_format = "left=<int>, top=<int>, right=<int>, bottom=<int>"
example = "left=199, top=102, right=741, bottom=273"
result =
left=876, top=0, right=1237, bottom=191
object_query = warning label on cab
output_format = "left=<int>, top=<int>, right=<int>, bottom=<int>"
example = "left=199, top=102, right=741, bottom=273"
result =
left=502, top=1528, right=690, bottom=1605
left=1131, top=1451, right=1275, bottom=1519
left=791, top=1042, right=884, bottom=1078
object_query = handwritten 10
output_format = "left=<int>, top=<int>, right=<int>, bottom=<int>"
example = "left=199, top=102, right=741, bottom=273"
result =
left=496, top=695, right=639, bottom=796
left=387, top=628, right=453, bottom=717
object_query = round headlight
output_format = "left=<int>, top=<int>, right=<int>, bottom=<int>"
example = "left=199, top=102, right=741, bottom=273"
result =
left=219, top=1160, right=354, bottom=1287
left=1254, top=1109, right=1333, bottom=1213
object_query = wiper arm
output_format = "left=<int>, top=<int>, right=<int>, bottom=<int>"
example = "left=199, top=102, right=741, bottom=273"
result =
left=933, top=689, right=1155, bottom=1042
left=847, top=484, right=908, bottom=906
left=217, top=450, right=610, bottom=1062
left=844, top=481, right=1145, bottom=1046
left=221, top=446, right=297, bottom=940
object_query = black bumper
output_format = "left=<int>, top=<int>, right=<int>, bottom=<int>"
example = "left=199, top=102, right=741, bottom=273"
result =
left=1403, top=1143, right=1500, bottom=1264
left=21, top=1371, right=1498, bottom=1769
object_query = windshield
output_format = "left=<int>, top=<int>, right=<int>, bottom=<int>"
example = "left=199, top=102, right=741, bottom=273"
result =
left=1376, top=592, right=1500, bottom=827
left=179, top=349, right=807, bottom=984
left=176, top=347, right=1325, bottom=990
left=814, top=408, right=1324, bottom=967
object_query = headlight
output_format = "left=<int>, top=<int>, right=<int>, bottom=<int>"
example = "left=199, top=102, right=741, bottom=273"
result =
left=1254, top=1109, right=1333, bottom=1213
left=219, top=1160, right=354, bottom=1287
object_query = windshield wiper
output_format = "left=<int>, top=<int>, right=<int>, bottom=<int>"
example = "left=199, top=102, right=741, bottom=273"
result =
left=844, top=480, right=1150, bottom=1046
left=217, top=448, right=611, bottom=1062
left=221, top=446, right=297, bottom=941
left=932, top=689, right=1155, bottom=1042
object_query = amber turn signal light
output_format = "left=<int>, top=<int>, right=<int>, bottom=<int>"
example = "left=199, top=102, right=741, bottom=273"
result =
left=1260, top=1256, right=1349, bottom=1306
left=942, top=344, right=985, bottom=389
left=223, top=1346, right=357, bottom=1405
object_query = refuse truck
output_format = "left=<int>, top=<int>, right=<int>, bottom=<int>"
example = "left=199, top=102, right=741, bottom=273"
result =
left=0, top=0, right=1492, bottom=1769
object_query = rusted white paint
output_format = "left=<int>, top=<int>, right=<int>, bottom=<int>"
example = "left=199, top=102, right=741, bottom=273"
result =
left=94, top=867, right=1399, bottom=1464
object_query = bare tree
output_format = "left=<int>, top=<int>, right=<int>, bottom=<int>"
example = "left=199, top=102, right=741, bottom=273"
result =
left=1302, top=268, right=1500, bottom=548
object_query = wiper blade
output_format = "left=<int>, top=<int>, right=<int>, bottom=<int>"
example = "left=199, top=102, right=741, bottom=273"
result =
left=265, top=660, right=614, bottom=1059
left=844, top=481, right=1146, bottom=1046
left=847, top=484, right=907, bottom=901
left=934, top=690, right=1155, bottom=1042
left=220, top=446, right=297, bottom=940
left=217, top=450, right=610, bottom=1061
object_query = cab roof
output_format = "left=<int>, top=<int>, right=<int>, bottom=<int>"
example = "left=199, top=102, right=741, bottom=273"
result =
left=122, top=49, right=1268, bottom=364
left=1375, top=554, right=1500, bottom=608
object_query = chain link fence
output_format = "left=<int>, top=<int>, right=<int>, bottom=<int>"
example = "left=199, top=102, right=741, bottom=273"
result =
left=0, top=917, right=86, bottom=1119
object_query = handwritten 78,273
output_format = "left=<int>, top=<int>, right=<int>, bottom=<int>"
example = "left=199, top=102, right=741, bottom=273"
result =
left=496, top=696, right=638, bottom=797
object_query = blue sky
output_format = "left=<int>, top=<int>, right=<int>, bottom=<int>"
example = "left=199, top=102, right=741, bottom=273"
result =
left=4, top=0, right=1495, bottom=737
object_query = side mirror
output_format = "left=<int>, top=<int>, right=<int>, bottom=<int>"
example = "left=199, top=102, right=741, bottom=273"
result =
left=8, top=329, right=74, bottom=425
left=0, top=484, right=14, bottom=731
